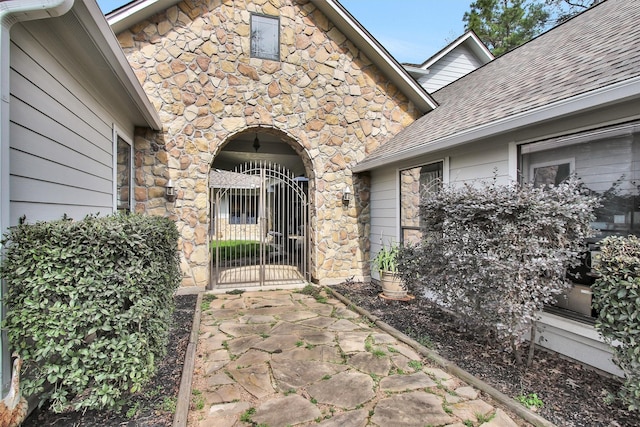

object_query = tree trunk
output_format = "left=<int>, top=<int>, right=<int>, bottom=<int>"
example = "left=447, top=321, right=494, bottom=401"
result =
left=526, top=321, right=537, bottom=368
left=512, top=340, right=523, bottom=366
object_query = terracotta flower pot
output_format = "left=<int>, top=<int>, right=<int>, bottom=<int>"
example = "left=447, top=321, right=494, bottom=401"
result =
left=379, top=270, right=407, bottom=299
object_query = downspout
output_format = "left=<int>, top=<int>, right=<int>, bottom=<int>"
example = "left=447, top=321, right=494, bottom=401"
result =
left=0, top=0, right=74, bottom=400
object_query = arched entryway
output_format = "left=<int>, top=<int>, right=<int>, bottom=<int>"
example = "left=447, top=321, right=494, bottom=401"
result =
left=208, top=128, right=311, bottom=290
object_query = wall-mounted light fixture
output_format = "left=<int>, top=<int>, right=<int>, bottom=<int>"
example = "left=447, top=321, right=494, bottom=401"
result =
left=165, top=179, right=176, bottom=202
left=342, top=186, right=353, bottom=205
left=253, top=133, right=260, bottom=152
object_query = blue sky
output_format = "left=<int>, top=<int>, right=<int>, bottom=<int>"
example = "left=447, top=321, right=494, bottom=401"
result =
left=97, top=0, right=472, bottom=64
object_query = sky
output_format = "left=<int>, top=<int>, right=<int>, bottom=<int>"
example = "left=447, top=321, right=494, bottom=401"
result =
left=96, top=0, right=472, bottom=64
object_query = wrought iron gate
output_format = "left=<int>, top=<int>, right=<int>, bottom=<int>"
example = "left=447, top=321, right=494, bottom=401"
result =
left=209, top=162, right=309, bottom=289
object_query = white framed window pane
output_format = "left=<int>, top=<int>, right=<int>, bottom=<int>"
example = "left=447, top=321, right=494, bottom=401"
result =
left=251, top=14, right=279, bottom=60
left=521, top=134, right=640, bottom=235
left=521, top=126, right=640, bottom=320
left=116, top=137, right=131, bottom=213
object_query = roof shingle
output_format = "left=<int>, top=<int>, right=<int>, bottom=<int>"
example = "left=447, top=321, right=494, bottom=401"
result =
left=360, top=0, right=640, bottom=166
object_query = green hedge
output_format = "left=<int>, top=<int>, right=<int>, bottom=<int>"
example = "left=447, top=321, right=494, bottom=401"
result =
left=0, top=214, right=181, bottom=412
left=593, top=235, right=640, bottom=411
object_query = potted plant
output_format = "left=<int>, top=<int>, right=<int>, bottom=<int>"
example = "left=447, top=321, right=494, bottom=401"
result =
left=372, top=243, right=407, bottom=299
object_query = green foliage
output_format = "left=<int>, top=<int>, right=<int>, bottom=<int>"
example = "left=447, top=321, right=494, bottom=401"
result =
left=408, top=360, right=423, bottom=371
left=397, top=176, right=599, bottom=365
left=126, top=401, right=140, bottom=419
left=0, top=214, right=181, bottom=413
left=545, top=0, right=604, bottom=25
left=298, top=284, right=328, bottom=303
left=516, top=392, right=545, bottom=410
left=463, top=0, right=549, bottom=56
left=210, top=240, right=267, bottom=261
left=240, top=407, right=256, bottom=422
left=592, top=235, right=640, bottom=411
left=160, top=396, right=177, bottom=413
left=192, top=389, right=205, bottom=410
left=201, top=294, right=218, bottom=311
left=372, top=242, right=399, bottom=272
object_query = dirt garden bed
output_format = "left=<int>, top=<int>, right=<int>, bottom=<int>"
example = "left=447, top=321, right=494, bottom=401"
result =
left=332, top=281, right=639, bottom=427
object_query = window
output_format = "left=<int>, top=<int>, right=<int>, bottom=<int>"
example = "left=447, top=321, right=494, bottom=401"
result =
left=521, top=128, right=640, bottom=236
left=230, top=192, right=258, bottom=225
left=520, top=123, right=640, bottom=320
left=400, top=162, right=443, bottom=244
left=116, top=136, right=131, bottom=213
left=251, top=14, right=280, bottom=60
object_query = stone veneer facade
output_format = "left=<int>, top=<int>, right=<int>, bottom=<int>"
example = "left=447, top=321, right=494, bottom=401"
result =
left=117, top=0, right=419, bottom=287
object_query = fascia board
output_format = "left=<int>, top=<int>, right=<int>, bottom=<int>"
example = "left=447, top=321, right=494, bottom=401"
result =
left=465, top=31, right=494, bottom=63
left=420, top=31, right=493, bottom=70
left=353, top=76, right=640, bottom=173
left=77, top=0, right=162, bottom=130
left=314, top=0, right=437, bottom=113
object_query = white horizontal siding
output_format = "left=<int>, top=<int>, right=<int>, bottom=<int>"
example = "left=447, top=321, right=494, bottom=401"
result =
left=421, top=45, right=483, bottom=93
left=443, top=141, right=511, bottom=186
left=9, top=27, right=123, bottom=225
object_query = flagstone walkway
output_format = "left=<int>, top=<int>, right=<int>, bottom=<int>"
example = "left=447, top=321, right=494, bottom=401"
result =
left=187, top=288, right=526, bottom=427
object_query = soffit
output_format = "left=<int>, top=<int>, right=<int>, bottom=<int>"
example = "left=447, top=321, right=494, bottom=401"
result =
left=22, top=0, right=161, bottom=130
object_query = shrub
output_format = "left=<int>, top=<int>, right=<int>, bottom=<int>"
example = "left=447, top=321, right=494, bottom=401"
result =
left=592, top=235, right=640, bottom=411
left=1, top=214, right=181, bottom=412
left=397, top=176, right=599, bottom=365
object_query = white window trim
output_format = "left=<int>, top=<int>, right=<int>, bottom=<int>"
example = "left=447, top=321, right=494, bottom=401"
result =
left=250, top=13, right=280, bottom=61
left=112, top=126, right=133, bottom=213
left=396, top=158, right=448, bottom=242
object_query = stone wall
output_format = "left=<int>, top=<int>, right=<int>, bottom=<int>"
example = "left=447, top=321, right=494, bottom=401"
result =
left=118, top=0, right=419, bottom=286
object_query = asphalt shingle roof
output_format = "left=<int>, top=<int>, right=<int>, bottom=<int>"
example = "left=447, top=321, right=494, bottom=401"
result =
left=360, top=0, right=640, bottom=167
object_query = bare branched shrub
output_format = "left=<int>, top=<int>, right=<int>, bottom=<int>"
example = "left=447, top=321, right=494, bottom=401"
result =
left=397, top=176, right=599, bottom=366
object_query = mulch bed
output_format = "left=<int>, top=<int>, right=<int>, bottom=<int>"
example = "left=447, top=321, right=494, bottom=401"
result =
left=22, top=294, right=197, bottom=427
left=333, top=281, right=640, bottom=427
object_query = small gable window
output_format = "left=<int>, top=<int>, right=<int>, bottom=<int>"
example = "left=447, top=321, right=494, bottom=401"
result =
left=251, top=14, right=279, bottom=61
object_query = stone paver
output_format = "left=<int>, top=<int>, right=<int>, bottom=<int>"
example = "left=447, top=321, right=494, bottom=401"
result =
left=349, top=352, right=392, bottom=376
left=271, top=359, right=347, bottom=390
left=187, top=289, right=526, bottom=427
left=252, top=395, right=321, bottom=426
left=308, top=371, right=376, bottom=409
left=371, top=391, right=456, bottom=426
left=317, top=408, right=369, bottom=426
left=379, top=371, right=438, bottom=392
left=451, top=399, right=495, bottom=422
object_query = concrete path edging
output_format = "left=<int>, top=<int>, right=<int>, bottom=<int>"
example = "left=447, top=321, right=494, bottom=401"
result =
left=325, top=286, right=557, bottom=427
left=173, top=292, right=203, bottom=427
